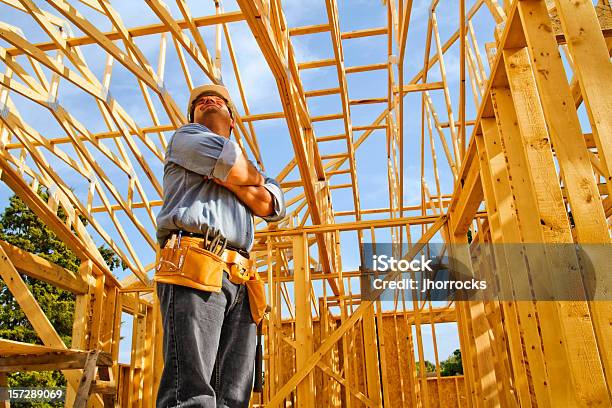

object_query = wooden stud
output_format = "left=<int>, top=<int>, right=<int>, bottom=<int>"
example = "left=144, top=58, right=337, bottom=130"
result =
left=293, top=233, right=314, bottom=407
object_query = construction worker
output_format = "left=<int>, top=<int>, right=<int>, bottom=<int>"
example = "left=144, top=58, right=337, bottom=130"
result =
left=154, top=84, right=285, bottom=407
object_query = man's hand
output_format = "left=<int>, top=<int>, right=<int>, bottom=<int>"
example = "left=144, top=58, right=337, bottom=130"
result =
left=213, top=178, right=275, bottom=217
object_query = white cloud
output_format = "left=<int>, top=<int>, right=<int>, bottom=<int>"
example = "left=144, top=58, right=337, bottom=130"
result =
left=441, top=51, right=461, bottom=84
left=220, top=22, right=281, bottom=112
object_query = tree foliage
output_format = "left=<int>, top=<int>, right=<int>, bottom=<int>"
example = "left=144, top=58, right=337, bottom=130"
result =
left=0, top=191, right=123, bottom=407
left=415, top=349, right=463, bottom=377
left=440, top=349, right=463, bottom=376
left=416, top=360, right=436, bottom=375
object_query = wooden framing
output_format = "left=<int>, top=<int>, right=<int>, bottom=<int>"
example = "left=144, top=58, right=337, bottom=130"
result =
left=0, top=0, right=610, bottom=406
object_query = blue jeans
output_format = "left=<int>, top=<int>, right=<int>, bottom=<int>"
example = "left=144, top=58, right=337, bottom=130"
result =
left=156, top=274, right=256, bottom=407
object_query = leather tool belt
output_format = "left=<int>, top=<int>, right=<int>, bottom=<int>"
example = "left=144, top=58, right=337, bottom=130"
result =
left=154, top=234, right=267, bottom=325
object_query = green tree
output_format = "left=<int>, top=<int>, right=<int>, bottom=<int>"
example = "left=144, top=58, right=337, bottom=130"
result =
left=440, top=349, right=463, bottom=376
left=0, top=191, right=123, bottom=407
left=416, top=360, right=436, bottom=375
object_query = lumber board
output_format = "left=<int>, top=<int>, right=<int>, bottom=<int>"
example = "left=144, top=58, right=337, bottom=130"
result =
left=0, top=240, right=88, bottom=294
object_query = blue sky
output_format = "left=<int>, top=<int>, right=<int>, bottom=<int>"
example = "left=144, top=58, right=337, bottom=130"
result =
left=0, top=0, right=517, bottom=366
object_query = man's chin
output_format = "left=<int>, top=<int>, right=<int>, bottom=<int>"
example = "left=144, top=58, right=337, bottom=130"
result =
left=195, top=109, right=221, bottom=123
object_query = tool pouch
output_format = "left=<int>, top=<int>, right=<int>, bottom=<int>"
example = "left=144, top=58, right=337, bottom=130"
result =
left=245, top=273, right=267, bottom=325
left=155, top=245, right=225, bottom=292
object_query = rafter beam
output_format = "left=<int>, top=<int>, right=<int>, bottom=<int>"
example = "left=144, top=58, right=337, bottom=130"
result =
left=236, top=0, right=338, bottom=293
left=5, top=10, right=244, bottom=56
left=0, top=241, right=88, bottom=294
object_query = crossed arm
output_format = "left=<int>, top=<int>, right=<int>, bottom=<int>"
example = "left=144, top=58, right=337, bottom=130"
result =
left=169, top=128, right=277, bottom=217
left=213, top=154, right=275, bottom=217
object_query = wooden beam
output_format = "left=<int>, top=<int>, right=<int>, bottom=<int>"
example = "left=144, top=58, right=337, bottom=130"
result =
left=439, top=120, right=476, bottom=129
left=475, top=127, right=536, bottom=407
left=345, top=62, right=388, bottom=74
left=4, top=124, right=175, bottom=150
left=361, top=302, right=383, bottom=406
left=241, top=111, right=285, bottom=122
left=316, top=133, right=346, bottom=142
left=396, top=81, right=445, bottom=93
left=0, top=343, right=112, bottom=372
left=311, top=113, right=344, bottom=122
left=293, top=234, right=314, bottom=406
left=553, top=0, right=612, bottom=192
left=289, top=23, right=330, bottom=36
left=398, top=0, right=414, bottom=64
left=341, top=26, right=387, bottom=39
left=256, top=213, right=471, bottom=238
left=348, top=97, right=388, bottom=105
left=304, top=87, right=341, bottom=98
left=352, top=124, right=386, bottom=131
left=5, top=11, right=245, bottom=56
left=449, top=152, right=483, bottom=235
left=238, top=1, right=343, bottom=296
left=298, top=59, right=337, bottom=70
left=0, top=241, right=88, bottom=294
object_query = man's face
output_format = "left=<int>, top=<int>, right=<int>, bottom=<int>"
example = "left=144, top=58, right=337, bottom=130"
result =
left=192, top=93, right=233, bottom=125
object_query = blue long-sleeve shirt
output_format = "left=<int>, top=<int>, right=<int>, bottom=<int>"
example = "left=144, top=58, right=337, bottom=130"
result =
left=156, top=123, right=286, bottom=251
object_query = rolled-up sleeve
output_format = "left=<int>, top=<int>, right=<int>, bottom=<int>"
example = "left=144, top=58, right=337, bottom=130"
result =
left=166, top=125, right=239, bottom=181
left=261, top=176, right=286, bottom=222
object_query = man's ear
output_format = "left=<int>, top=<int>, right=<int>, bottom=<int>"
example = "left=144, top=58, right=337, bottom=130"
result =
left=229, top=120, right=235, bottom=135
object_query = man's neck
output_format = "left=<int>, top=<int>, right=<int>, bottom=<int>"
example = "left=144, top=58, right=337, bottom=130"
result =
left=194, top=121, right=230, bottom=138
